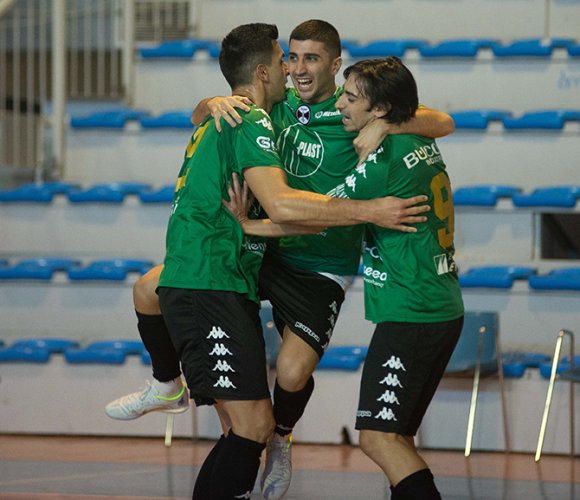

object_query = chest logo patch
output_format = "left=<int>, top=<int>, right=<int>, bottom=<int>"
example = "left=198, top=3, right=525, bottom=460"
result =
left=296, top=105, right=311, bottom=125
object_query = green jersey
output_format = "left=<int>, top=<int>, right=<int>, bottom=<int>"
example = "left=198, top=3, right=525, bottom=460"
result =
left=342, top=134, right=464, bottom=323
left=158, top=105, right=284, bottom=303
left=267, top=87, right=364, bottom=275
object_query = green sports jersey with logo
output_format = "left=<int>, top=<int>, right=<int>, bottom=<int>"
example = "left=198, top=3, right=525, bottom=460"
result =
left=342, top=134, right=464, bottom=323
left=267, top=87, right=364, bottom=275
left=158, top=105, right=284, bottom=303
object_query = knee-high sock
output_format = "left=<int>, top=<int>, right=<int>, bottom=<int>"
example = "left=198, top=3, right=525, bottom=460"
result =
left=136, top=311, right=181, bottom=382
left=192, top=435, right=226, bottom=500
left=273, top=376, right=314, bottom=436
left=208, top=431, right=265, bottom=500
left=391, top=468, right=441, bottom=500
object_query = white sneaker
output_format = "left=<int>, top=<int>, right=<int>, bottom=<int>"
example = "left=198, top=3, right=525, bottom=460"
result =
left=261, top=433, right=293, bottom=500
left=105, top=378, right=189, bottom=420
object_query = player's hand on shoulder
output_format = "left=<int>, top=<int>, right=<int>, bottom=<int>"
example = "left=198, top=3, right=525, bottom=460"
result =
left=354, top=118, right=393, bottom=166
left=373, top=195, right=430, bottom=232
left=208, top=96, right=252, bottom=132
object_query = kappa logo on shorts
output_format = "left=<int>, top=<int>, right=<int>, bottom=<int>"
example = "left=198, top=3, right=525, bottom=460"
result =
left=382, top=356, right=406, bottom=371
left=377, top=390, right=400, bottom=405
left=328, top=314, right=336, bottom=328
left=329, top=301, right=338, bottom=314
left=234, top=491, right=252, bottom=499
left=214, top=375, right=237, bottom=389
left=375, top=406, right=397, bottom=421
left=212, top=360, right=235, bottom=373
left=207, top=326, right=230, bottom=340
left=209, top=343, right=233, bottom=356
left=379, top=373, right=403, bottom=388
left=294, top=321, right=320, bottom=342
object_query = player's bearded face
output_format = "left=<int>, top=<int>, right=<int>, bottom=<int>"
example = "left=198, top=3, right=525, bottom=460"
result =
left=269, top=42, right=289, bottom=103
left=288, top=39, right=341, bottom=104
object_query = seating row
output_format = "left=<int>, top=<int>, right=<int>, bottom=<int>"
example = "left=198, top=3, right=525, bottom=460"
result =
left=0, top=336, right=572, bottom=380
left=138, top=37, right=580, bottom=60
left=68, top=108, right=580, bottom=130
left=2, top=182, right=579, bottom=207
left=1, top=258, right=579, bottom=290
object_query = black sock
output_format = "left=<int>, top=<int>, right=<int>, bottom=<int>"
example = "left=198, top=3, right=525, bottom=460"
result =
left=192, top=435, right=226, bottom=500
left=136, top=311, right=181, bottom=382
left=392, top=468, right=441, bottom=500
left=208, top=430, right=265, bottom=500
left=273, top=376, right=315, bottom=436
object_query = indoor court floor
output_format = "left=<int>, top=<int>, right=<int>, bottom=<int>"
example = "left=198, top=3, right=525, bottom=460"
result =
left=1, top=434, right=579, bottom=499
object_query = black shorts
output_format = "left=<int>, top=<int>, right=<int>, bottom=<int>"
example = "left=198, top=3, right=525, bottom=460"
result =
left=157, top=287, right=270, bottom=407
left=258, top=252, right=347, bottom=359
left=355, top=316, right=464, bottom=435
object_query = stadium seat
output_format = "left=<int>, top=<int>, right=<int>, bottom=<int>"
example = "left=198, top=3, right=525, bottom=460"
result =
left=568, top=43, right=580, bottom=56
left=347, top=39, right=426, bottom=57
left=419, top=38, right=498, bottom=58
left=459, top=266, right=537, bottom=288
left=502, top=110, right=580, bottom=129
left=139, top=184, right=175, bottom=203
left=139, top=39, right=217, bottom=59
left=67, top=182, right=151, bottom=203
left=139, top=110, right=194, bottom=129
left=64, top=340, right=144, bottom=364
left=70, top=108, right=150, bottom=129
left=0, top=182, right=79, bottom=202
left=67, top=259, right=154, bottom=280
left=453, top=184, right=521, bottom=206
left=502, top=351, right=550, bottom=378
left=0, top=258, right=81, bottom=280
left=450, top=110, right=512, bottom=130
left=10, top=338, right=80, bottom=353
left=528, top=268, right=580, bottom=291
left=512, top=186, right=580, bottom=208
left=492, top=38, right=574, bottom=57
left=0, top=345, right=51, bottom=363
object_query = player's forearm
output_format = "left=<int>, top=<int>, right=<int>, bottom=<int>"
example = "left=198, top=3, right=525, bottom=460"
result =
left=191, top=97, right=212, bottom=126
left=392, top=106, right=455, bottom=138
left=241, top=218, right=326, bottom=237
left=266, top=190, right=374, bottom=227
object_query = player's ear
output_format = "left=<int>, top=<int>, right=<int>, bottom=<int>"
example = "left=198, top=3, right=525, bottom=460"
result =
left=330, top=56, right=342, bottom=76
left=256, top=63, right=269, bottom=83
left=373, top=103, right=391, bottom=120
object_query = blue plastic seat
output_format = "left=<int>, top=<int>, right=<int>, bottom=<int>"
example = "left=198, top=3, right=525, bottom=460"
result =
left=539, top=354, right=580, bottom=379
left=0, top=182, right=80, bottom=202
left=0, top=258, right=81, bottom=280
left=528, top=268, right=580, bottom=291
left=512, top=186, right=580, bottom=208
left=502, top=351, right=550, bottom=378
left=459, top=266, right=537, bottom=289
left=347, top=39, right=427, bottom=57
left=67, top=259, right=154, bottom=281
left=450, top=109, right=512, bottom=130
left=502, top=110, right=580, bottom=130
left=67, top=182, right=151, bottom=203
left=492, top=38, right=574, bottom=57
left=139, top=184, right=175, bottom=203
left=70, top=108, right=150, bottom=129
left=139, top=39, right=216, bottom=59
left=64, top=339, right=145, bottom=364
left=0, top=345, right=51, bottom=363
left=11, top=338, right=80, bottom=353
left=317, top=352, right=364, bottom=371
left=453, top=184, right=521, bottom=206
left=139, top=110, right=194, bottom=129
left=419, top=39, right=498, bottom=58
left=568, top=43, right=580, bottom=56
left=324, top=345, right=368, bottom=360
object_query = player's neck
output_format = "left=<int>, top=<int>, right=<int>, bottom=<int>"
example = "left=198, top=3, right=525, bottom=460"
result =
left=231, top=85, right=271, bottom=113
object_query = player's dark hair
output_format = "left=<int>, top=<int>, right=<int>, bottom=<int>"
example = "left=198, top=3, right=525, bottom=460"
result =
left=219, top=23, right=279, bottom=88
left=289, top=19, right=341, bottom=59
left=343, top=57, right=418, bottom=124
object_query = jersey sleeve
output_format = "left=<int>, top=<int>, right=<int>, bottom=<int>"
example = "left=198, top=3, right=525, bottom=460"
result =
left=342, top=145, right=390, bottom=201
left=233, top=108, right=285, bottom=173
